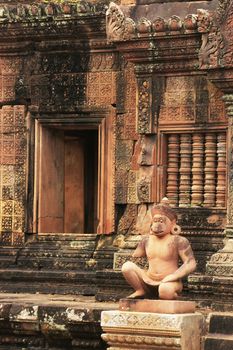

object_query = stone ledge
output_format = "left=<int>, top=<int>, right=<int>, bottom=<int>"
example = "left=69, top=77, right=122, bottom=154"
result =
left=0, top=292, right=118, bottom=350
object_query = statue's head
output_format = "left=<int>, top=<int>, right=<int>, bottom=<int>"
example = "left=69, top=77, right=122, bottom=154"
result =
left=150, top=198, right=180, bottom=237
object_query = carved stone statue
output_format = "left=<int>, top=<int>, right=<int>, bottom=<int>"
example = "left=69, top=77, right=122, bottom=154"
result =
left=122, top=198, right=197, bottom=300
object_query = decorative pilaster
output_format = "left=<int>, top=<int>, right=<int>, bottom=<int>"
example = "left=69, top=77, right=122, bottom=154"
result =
left=137, top=77, right=153, bottom=134
left=203, top=133, right=217, bottom=207
left=179, top=134, right=192, bottom=207
left=166, top=134, right=180, bottom=207
left=216, top=132, right=226, bottom=207
left=223, top=94, right=233, bottom=237
left=191, top=134, right=204, bottom=206
left=206, top=94, right=233, bottom=276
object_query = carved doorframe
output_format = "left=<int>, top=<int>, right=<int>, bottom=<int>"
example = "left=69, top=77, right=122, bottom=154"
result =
left=31, top=109, right=115, bottom=235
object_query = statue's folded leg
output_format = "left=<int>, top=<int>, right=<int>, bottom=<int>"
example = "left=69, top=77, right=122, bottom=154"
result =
left=122, top=261, right=152, bottom=298
left=158, top=281, right=183, bottom=300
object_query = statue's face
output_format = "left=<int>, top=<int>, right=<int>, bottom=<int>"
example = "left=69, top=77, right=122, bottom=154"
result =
left=150, top=214, right=174, bottom=237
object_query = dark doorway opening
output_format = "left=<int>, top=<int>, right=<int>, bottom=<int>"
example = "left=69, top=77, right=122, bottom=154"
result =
left=38, top=127, right=98, bottom=234
left=64, top=130, right=98, bottom=233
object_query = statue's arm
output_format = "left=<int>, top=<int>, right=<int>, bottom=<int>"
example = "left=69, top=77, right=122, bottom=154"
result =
left=162, top=236, right=197, bottom=283
left=132, top=236, right=147, bottom=258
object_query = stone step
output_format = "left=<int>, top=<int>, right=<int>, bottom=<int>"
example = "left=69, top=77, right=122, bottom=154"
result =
left=0, top=269, right=97, bottom=295
left=0, top=293, right=115, bottom=350
left=36, top=233, right=98, bottom=241
left=0, top=268, right=129, bottom=299
left=204, top=334, right=233, bottom=350
left=208, top=313, right=233, bottom=334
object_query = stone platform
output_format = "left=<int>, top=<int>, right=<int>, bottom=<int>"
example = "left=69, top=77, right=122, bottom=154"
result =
left=0, top=292, right=118, bottom=350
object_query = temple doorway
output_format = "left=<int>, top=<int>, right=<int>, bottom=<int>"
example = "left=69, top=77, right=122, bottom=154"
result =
left=36, top=127, right=98, bottom=234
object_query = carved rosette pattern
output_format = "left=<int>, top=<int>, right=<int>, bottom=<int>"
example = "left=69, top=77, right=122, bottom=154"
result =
left=179, top=134, right=192, bottom=207
left=137, top=78, right=152, bottom=134
left=216, top=133, right=226, bottom=207
left=0, top=106, right=26, bottom=246
left=166, top=134, right=180, bottom=207
left=87, top=71, right=117, bottom=107
left=191, top=134, right=204, bottom=206
left=204, top=133, right=217, bottom=207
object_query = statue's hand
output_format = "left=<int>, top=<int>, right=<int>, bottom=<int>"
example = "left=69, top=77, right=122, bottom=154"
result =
left=161, top=274, right=177, bottom=283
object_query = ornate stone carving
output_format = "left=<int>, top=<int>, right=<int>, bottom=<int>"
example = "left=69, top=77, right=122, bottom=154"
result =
left=106, top=2, right=125, bottom=42
left=101, top=311, right=205, bottom=350
left=197, top=9, right=224, bottom=69
left=166, top=134, right=180, bottom=207
left=168, top=16, right=182, bottom=33
left=152, top=17, right=167, bottom=34
left=137, top=77, right=153, bottom=134
left=164, top=131, right=226, bottom=209
left=0, top=106, right=26, bottom=246
left=179, top=134, right=192, bottom=207
left=117, top=204, right=137, bottom=234
left=106, top=2, right=135, bottom=42
left=106, top=2, right=201, bottom=42
left=191, top=135, right=204, bottom=207
left=137, top=18, right=152, bottom=36
left=0, top=1, right=107, bottom=21
left=184, top=14, right=198, bottom=32
left=223, top=95, right=233, bottom=228
left=137, top=176, right=151, bottom=203
left=216, top=133, right=226, bottom=207
left=204, top=133, right=217, bottom=207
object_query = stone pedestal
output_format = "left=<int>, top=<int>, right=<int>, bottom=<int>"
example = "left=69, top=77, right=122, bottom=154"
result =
left=119, top=299, right=196, bottom=314
left=101, top=309, right=205, bottom=350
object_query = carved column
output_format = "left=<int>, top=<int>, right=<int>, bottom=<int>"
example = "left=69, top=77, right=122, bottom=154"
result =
left=206, top=94, right=233, bottom=275
left=222, top=94, right=233, bottom=238
left=166, top=134, right=180, bottom=207
left=191, top=134, right=204, bottom=206
left=203, top=133, right=217, bottom=207
left=179, top=134, right=192, bottom=207
left=216, top=132, right=226, bottom=207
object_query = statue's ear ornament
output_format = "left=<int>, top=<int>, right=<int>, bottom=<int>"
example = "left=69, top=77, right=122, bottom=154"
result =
left=171, top=224, right=181, bottom=235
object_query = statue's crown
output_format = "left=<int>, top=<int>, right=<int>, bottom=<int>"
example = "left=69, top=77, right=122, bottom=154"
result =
left=151, top=197, right=177, bottom=221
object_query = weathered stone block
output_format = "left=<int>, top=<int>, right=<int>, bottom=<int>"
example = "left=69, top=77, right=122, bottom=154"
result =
left=101, top=310, right=205, bottom=350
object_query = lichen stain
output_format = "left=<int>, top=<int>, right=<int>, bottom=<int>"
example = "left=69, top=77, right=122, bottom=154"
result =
left=66, top=308, right=86, bottom=322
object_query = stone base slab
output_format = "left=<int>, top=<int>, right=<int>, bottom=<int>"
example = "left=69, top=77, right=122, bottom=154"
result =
left=119, top=299, right=196, bottom=314
left=101, top=310, right=205, bottom=350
